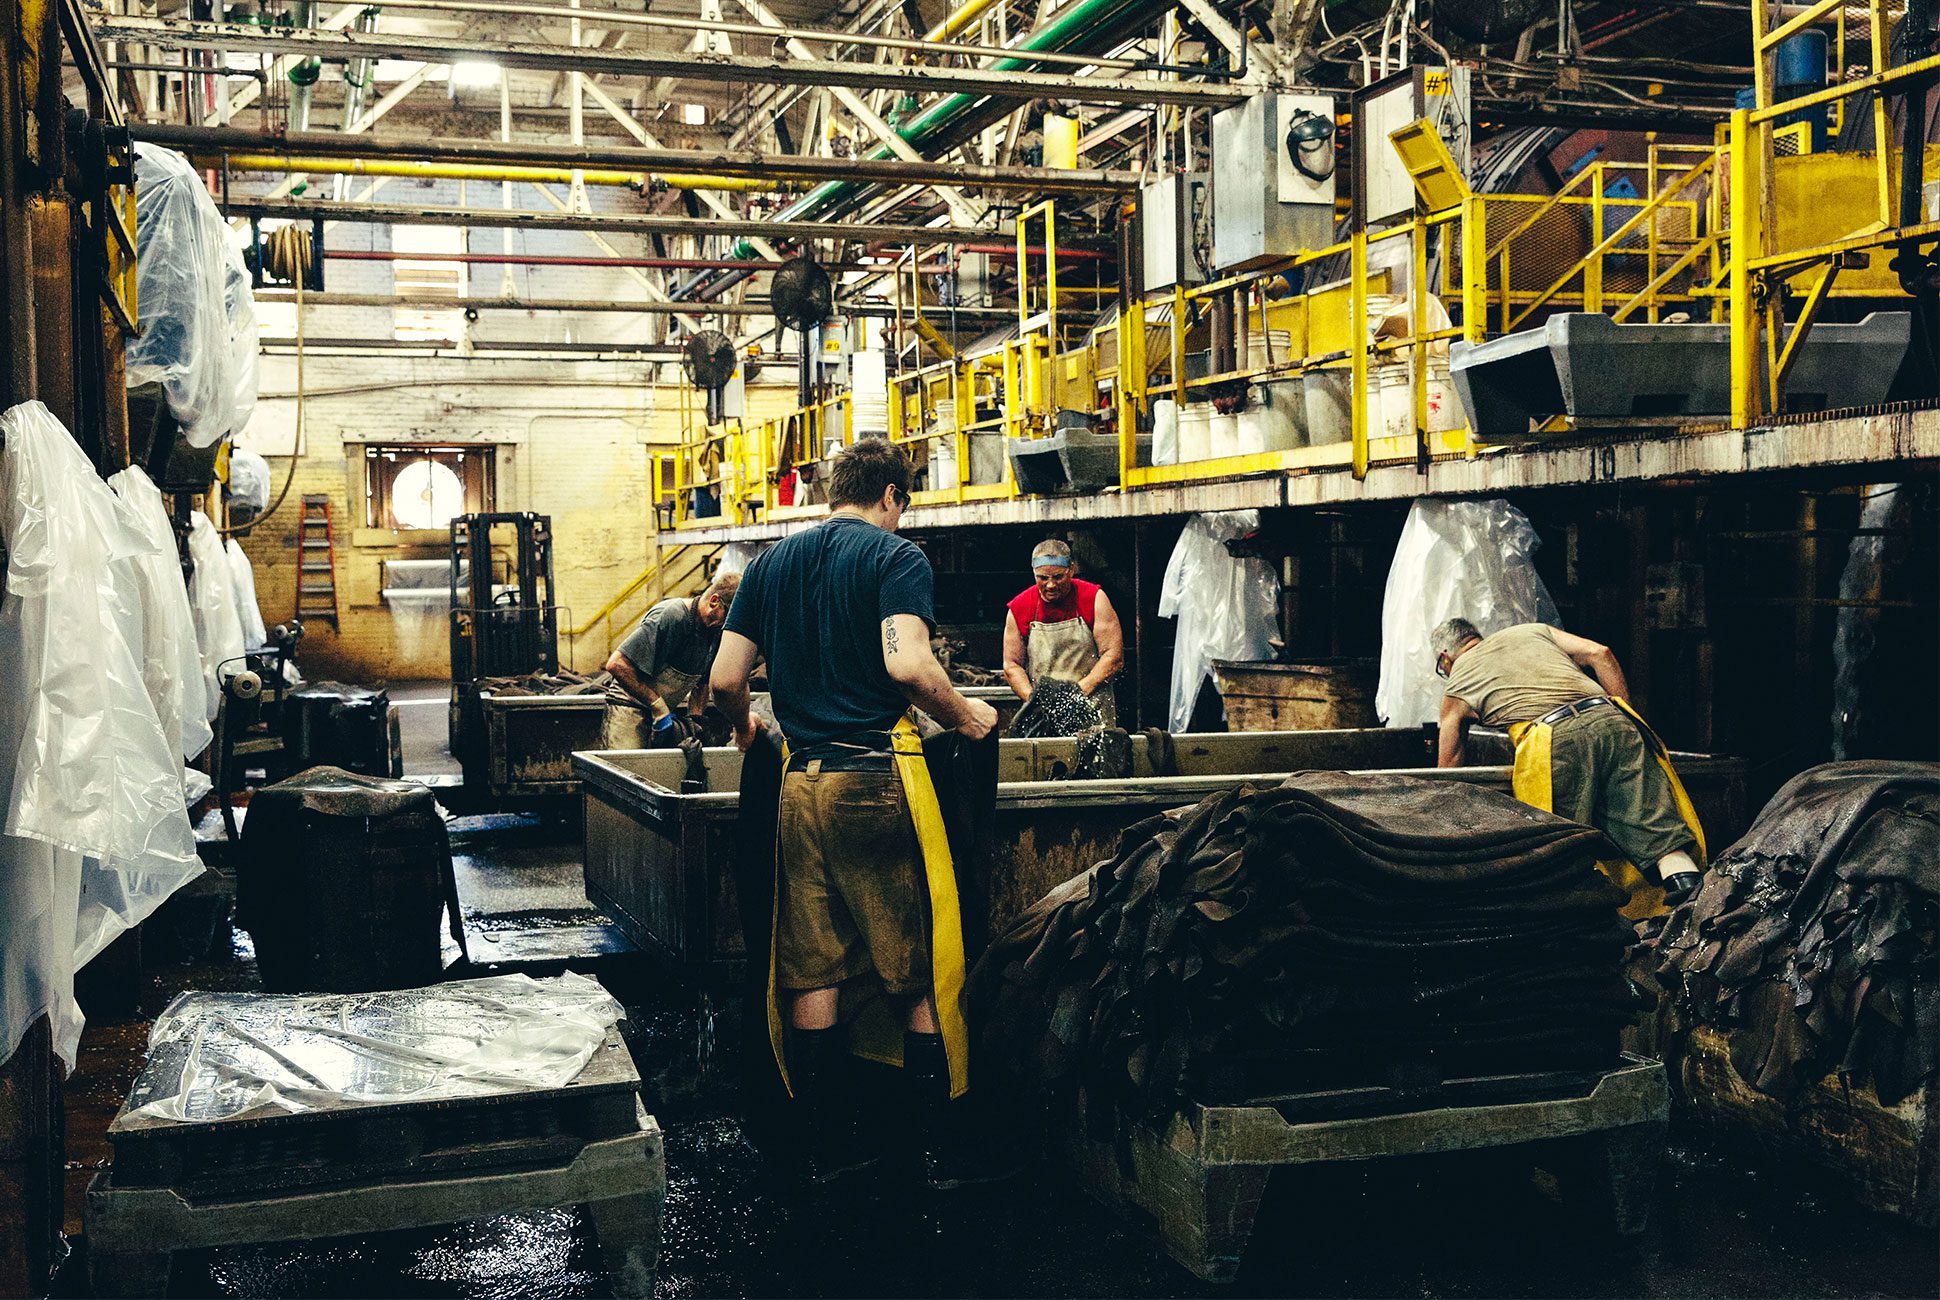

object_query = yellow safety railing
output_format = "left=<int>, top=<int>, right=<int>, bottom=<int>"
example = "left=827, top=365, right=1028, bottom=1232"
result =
left=641, top=6, right=1927, bottom=533
left=1732, top=0, right=1935, bottom=424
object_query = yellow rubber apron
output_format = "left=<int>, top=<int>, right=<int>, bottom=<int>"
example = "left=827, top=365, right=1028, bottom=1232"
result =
left=765, top=715, right=972, bottom=1099
left=1026, top=613, right=1115, bottom=728
left=602, top=662, right=702, bottom=749
left=1507, top=698, right=1707, bottom=920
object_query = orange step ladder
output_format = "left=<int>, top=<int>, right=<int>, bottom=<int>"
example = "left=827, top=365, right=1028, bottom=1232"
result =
left=295, top=494, right=340, bottom=627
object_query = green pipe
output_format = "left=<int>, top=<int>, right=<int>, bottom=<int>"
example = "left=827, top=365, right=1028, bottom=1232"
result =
left=725, top=0, right=1170, bottom=260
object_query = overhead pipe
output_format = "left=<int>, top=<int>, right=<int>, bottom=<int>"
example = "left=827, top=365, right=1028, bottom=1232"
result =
left=328, top=0, right=1154, bottom=72
left=340, top=4, right=379, bottom=130
left=324, top=250, right=911, bottom=270
left=133, top=122, right=1139, bottom=194
left=705, top=0, right=1172, bottom=283
left=213, top=152, right=784, bottom=191
left=287, top=0, right=318, bottom=131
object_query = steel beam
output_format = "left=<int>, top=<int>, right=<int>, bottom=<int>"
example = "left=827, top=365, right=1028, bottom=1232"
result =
left=132, top=122, right=1140, bottom=195
left=222, top=195, right=1036, bottom=247
left=90, top=15, right=1247, bottom=107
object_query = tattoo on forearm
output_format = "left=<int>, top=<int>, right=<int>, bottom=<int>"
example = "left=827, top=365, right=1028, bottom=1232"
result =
left=883, top=618, right=900, bottom=655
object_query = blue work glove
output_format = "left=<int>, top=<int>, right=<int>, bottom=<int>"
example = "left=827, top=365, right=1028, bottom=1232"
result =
left=652, top=710, right=677, bottom=733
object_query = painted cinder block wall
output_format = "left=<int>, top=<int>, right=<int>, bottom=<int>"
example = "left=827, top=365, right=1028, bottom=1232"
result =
left=236, top=350, right=803, bottom=683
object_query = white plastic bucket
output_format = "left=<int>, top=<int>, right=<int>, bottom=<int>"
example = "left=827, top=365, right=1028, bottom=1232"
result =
left=1209, top=410, right=1241, bottom=459
left=1246, top=329, right=1293, bottom=372
left=1243, top=379, right=1305, bottom=452
left=1178, top=403, right=1213, bottom=461
left=1304, top=371, right=1350, bottom=444
left=931, top=433, right=960, bottom=490
left=1153, top=398, right=1180, bottom=465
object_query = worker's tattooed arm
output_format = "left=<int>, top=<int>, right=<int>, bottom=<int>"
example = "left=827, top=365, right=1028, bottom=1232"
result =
left=882, top=614, right=998, bottom=740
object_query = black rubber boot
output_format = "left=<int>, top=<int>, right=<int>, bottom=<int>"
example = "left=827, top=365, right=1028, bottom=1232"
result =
left=788, top=1027, right=880, bottom=1187
left=905, top=1031, right=1023, bottom=1192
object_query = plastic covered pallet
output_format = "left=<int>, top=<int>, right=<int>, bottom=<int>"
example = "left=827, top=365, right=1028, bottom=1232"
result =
left=1375, top=498, right=1560, bottom=728
left=126, top=972, right=625, bottom=1123
left=238, top=767, right=463, bottom=993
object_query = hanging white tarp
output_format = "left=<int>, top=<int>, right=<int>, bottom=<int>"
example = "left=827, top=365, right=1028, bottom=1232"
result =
left=1157, top=511, right=1279, bottom=733
left=0, top=402, right=203, bottom=1068
left=1375, top=497, right=1561, bottom=729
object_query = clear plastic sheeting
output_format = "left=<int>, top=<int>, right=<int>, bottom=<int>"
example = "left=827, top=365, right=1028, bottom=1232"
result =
left=187, top=510, right=246, bottom=722
left=0, top=401, right=203, bottom=1067
left=110, top=465, right=213, bottom=763
left=223, top=238, right=260, bottom=438
left=128, top=972, right=625, bottom=1123
left=1157, top=511, right=1279, bottom=733
left=125, top=145, right=243, bottom=446
left=1376, top=497, right=1560, bottom=729
left=715, top=540, right=770, bottom=577
left=225, top=448, right=270, bottom=522
left=225, top=538, right=268, bottom=648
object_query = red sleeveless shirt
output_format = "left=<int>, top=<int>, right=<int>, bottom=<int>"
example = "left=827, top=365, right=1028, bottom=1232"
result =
left=1007, top=578, right=1100, bottom=641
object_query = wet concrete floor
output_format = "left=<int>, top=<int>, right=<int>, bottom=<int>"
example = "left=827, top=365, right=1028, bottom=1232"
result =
left=57, top=810, right=1938, bottom=1299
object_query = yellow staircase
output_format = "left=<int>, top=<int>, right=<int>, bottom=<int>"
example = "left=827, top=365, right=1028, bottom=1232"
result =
left=563, top=542, right=721, bottom=670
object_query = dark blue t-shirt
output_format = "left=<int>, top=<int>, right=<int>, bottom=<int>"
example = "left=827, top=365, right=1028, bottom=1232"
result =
left=724, top=513, right=935, bottom=748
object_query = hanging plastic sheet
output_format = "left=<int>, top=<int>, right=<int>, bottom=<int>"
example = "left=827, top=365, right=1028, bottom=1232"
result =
left=0, top=402, right=203, bottom=1068
left=128, top=972, right=625, bottom=1122
left=1375, top=497, right=1560, bottom=729
left=125, top=145, right=238, bottom=447
left=187, top=510, right=246, bottom=723
left=1157, top=511, right=1279, bottom=733
left=222, top=235, right=260, bottom=438
left=225, top=448, right=270, bottom=523
left=225, top=538, right=268, bottom=648
left=715, top=540, right=770, bottom=577
left=110, top=465, right=213, bottom=764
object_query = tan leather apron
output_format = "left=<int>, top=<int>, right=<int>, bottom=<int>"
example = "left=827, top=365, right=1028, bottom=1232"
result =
left=1026, top=612, right=1114, bottom=727
left=603, top=661, right=702, bottom=750
left=765, top=716, right=972, bottom=1098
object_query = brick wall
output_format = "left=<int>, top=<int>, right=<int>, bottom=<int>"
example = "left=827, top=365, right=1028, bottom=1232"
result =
left=236, top=350, right=801, bottom=683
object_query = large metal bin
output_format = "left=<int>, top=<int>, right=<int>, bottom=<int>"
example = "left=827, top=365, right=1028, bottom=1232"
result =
left=575, top=729, right=1747, bottom=982
left=476, top=691, right=609, bottom=797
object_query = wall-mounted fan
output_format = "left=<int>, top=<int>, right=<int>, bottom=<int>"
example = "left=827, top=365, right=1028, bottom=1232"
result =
left=770, top=255, right=833, bottom=406
left=682, top=329, right=739, bottom=425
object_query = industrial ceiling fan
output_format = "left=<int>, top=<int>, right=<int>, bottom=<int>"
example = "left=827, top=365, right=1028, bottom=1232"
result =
left=769, top=255, right=833, bottom=407
left=682, top=329, right=739, bottom=426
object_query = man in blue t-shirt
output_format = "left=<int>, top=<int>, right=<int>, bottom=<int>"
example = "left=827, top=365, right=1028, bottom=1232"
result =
left=711, top=439, right=996, bottom=1185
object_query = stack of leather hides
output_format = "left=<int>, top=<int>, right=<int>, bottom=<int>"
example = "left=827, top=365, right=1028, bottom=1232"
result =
left=1654, top=760, right=1938, bottom=1105
left=966, top=772, right=1639, bottom=1129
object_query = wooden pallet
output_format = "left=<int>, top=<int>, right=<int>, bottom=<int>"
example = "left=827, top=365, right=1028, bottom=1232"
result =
left=1067, top=1057, right=1669, bottom=1282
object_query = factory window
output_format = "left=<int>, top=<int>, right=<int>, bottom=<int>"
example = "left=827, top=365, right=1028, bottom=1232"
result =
left=364, top=444, right=495, bottom=530
left=390, top=224, right=468, bottom=342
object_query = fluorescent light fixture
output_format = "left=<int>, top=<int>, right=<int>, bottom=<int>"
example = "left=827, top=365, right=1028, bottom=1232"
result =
left=451, top=61, right=501, bottom=88
left=682, top=102, right=706, bottom=125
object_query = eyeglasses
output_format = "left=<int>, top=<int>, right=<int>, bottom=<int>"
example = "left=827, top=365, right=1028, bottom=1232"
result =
left=1434, top=652, right=1452, bottom=679
left=890, top=485, right=911, bottom=509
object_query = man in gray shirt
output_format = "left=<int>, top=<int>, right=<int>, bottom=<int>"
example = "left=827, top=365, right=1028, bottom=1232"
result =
left=603, top=572, right=739, bottom=748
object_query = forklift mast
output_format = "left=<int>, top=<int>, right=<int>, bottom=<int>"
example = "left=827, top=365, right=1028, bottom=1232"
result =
left=449, top=512, right=560, bottom=685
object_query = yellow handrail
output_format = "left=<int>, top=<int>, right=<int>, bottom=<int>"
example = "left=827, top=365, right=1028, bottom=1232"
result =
left=564, top=558, right=664, bottom=638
